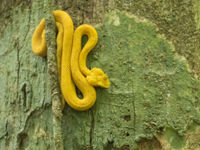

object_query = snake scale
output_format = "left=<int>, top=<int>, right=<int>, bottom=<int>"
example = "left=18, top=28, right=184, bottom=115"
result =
left=32, top=10, right=110, bottom=111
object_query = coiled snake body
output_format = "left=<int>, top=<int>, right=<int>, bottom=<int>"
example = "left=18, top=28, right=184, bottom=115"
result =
left=32, top=10, right=110, bottom=111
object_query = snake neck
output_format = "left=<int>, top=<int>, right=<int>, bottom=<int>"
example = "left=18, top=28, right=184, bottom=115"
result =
left=77, top=25, right=110, bottom=88
left=78, top=25, right=98, bottom=76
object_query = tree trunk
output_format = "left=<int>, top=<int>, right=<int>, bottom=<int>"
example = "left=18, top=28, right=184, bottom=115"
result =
left=0, top=0, right=200, bottom=149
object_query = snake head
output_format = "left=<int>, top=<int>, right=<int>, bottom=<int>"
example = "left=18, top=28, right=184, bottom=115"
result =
left=87, top=68, right=110, bottom=88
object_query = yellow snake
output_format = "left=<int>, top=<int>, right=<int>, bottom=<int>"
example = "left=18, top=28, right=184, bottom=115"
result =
left=32, top=10, right=110, bottom=111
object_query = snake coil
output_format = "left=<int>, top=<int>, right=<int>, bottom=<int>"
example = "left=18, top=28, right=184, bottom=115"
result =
left=32, top=10, right=110, bottom=111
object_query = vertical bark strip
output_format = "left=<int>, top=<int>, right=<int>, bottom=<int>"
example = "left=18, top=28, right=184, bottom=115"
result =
left=44, top=0, right=64, bottom=149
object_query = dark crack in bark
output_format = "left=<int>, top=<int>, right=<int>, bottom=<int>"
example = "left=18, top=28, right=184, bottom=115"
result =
left=16, top=40, right=20, bottom=103
left=89, top=109, right=95, bottom=149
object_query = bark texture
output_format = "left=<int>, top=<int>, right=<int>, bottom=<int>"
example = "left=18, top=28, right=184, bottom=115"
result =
left=0, top=0, right=200, bottom=150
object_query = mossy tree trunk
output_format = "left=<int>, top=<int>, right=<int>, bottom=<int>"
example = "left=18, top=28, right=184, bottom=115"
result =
left=0, top=0, right=200, bottom=150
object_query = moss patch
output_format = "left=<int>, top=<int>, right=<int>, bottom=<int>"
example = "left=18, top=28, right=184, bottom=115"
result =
left=113, top=0, right=200, bottom=78
left=164, top=128, right=186, bottom=149
left=85, top=10, right=200, bottom=149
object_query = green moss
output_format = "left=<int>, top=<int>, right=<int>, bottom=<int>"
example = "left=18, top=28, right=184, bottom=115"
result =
left=164, top=128, right=186, bottom=149
left=72, top=10, right=199, bottom=149
left=188, top=122, right=198, bottom=132
left=114, top=0, right=200, bottom=78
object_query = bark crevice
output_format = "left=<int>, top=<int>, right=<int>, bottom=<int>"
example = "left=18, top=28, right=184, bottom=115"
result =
left=89, top=109, right=95, bottom=149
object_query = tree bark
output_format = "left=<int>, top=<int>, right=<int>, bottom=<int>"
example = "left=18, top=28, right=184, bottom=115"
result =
left=0, top=0, right=200, bottom=150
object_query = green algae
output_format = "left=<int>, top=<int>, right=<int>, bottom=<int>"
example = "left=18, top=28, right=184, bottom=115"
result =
left=188, top=122, right=198, bottom=132
left=69, top=10, right=200, bottom=149
left=114, top=0, right=200, bottom=78
left=164, top=128, right=186, bottom=149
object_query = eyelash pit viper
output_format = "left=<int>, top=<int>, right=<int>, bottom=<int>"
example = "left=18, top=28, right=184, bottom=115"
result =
left=32, top=10, right=110, bottom=111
